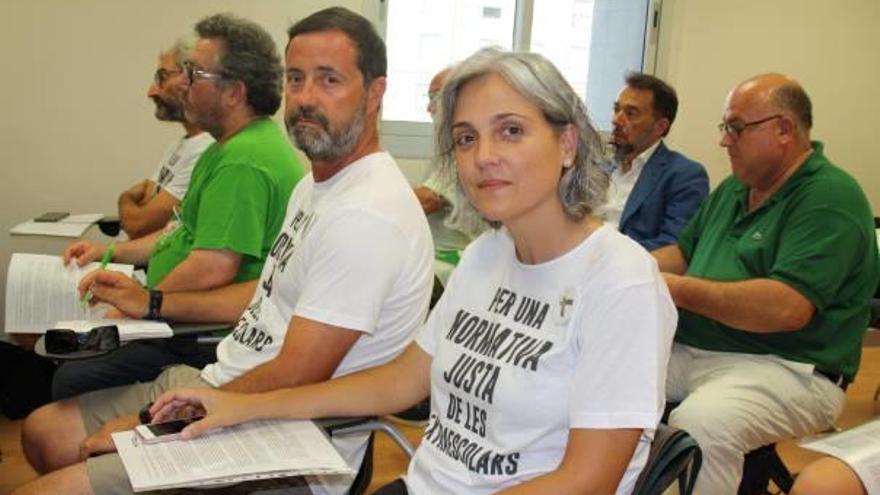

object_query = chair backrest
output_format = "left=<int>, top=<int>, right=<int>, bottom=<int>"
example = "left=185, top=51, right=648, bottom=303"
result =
left=632, top=423, right=702, bottom=495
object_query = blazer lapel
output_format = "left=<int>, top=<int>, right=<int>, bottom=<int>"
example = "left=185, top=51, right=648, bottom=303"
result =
left=620, top=142, right=669, bottom=228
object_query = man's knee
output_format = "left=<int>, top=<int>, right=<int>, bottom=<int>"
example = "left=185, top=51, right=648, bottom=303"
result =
left=667, top=398, right=717, bottom=439
left=790, top=457, right=866, bottom=495
left=10, top=461, right=93, bottom=495
left=22, top=399, right=86, bottom=472
left=667, top=396, right=752, bottom=455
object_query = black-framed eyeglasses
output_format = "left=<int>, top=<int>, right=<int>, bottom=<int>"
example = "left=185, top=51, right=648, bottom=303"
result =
left=153, top=68, right=183, bottom=86
left=182, top=61, right=229, bottom=84
left=45, top=325, right=120, bottom=354
left=718, top=115, right=783, bottom=139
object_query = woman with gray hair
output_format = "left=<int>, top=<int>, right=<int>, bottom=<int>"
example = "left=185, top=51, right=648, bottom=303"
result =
left=149, top=48, right=676, bottom=495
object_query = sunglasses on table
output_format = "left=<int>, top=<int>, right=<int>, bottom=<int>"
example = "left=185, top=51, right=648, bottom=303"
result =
left=45, top=325, right=120, bottom=354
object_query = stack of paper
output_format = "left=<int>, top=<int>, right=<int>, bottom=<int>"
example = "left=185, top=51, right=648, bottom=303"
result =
left=5, top=253, right=135, bottom=333
left=56, top=319, right=173, bottom=341
left=10, top=213, right=105, bottom=238
left=113, top=419, right=354, bottom=492
left=800, top=418, right=880, bottom=495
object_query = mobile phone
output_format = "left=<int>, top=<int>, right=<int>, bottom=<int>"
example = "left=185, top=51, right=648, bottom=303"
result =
left=34, top=211, right=69, bottom=222
left=135, top=416, right=204, bottom=444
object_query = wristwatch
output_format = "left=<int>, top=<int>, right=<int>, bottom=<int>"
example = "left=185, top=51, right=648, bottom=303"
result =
left=147, top=290, right=163, bottom=320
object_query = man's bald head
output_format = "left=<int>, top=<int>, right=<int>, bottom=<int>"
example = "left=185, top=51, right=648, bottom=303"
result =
left=729, top=73, right=812, bottom=134
left=427, top=67, right=452, bottom=116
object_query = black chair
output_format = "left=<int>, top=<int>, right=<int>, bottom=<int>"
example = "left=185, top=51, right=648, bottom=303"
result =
left=738, top=444, right=793, bottom=495
left=97, top=216, right=121, bottom=237
left=663, top=402, right=793, bottom=495
left=320, top=417, right=416, bottom=495
left=633, top=423, right=702, bottom=495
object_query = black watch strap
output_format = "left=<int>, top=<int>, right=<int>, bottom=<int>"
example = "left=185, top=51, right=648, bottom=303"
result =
left=147, top=290, right=163, bottom=320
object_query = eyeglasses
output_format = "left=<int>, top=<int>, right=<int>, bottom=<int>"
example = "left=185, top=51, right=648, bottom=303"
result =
left=182, top=61, right=229, bottom=84
left=45, top=325, right=120, bottom=354
left=153, top=68, right=183, bottom=86
left=718, top=115, right=783, bottom=139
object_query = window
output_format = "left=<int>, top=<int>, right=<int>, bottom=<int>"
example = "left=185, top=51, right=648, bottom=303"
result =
left=365, top=0, right=662, bottom=158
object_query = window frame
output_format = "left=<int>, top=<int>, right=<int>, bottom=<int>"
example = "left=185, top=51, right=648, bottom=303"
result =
left=366, top=0, right=664, bottom=159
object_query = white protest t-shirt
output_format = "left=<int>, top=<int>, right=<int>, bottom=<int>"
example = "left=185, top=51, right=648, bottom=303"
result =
left=408, top=225, right=677, bottom=495
left=202, top=151, right=434, bottom=495
left=150, top=132, right=214, bottom=200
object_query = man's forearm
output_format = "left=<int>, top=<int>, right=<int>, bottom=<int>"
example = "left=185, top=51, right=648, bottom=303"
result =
left=159, top=280, right=256, bottom=323
left=155, top=250, right=242, bottom=292
left=112, top=231, right=161, bottom=266
left=220, top=361, right=295, bottom=393
left=118, top=196, right=163, bottom=239
left=651, top=244, right=688, bottom=274
left=665, top=274, right=814, bottom=333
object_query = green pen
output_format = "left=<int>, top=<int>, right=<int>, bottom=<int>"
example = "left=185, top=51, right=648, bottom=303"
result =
left=81, top=242, right=115, bottom=309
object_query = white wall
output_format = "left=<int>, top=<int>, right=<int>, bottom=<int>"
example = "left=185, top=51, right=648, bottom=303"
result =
left=2, top=0, right=878, bottom=330
left=0, top=0, right=361, bottom=331
left=655, top=0, right=880, bottom=212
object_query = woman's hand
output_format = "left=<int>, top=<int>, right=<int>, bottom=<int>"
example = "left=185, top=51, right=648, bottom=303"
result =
left=150, top=388, right=257, bottom=440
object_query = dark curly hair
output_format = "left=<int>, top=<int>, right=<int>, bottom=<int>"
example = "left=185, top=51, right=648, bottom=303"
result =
left=195, top=13, right=283, bottom=116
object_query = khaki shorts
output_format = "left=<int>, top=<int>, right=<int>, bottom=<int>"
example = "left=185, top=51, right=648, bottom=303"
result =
left=80, top=365, right=210, bottom=494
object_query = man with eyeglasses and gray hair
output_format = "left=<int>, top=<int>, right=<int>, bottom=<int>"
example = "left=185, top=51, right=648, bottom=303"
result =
left=116, top=41, right=214, bottom=240
left=52, top=13, right=305, bottom=399
left=652, top=73, right=879, bottom=493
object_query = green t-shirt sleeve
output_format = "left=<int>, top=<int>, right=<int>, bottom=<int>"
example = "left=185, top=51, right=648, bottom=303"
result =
left=191, top=163, right=273, bottom=258
left=769, top=205, right=869, bottom=311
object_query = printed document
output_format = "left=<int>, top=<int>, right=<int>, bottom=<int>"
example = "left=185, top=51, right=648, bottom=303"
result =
left=5, top=253, right=134, bottom=333
left=10, top=213, right=105, bottom=237
left=113, top=419, right=354, bottom=492
left=800, top=418, right=880, bottom=494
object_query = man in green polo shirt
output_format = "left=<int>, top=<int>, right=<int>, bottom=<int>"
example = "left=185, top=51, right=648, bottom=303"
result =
left=58, top=14, right=305, bottom=398
left=653, top=73, right=879, bottom=494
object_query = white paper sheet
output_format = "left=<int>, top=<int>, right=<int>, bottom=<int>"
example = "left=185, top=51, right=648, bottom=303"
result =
left=113, top=419, right=354, bottom=492
left=9, top=213, right=105, bottom=237
left=55, top=319, right=173, bottom=340
left=5, top=253, right=134, bottom=333
left=800, top=418, right=880, bottom=494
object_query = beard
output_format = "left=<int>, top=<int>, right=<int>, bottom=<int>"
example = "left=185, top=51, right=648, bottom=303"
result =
left=286, top=101, right=365, bottom=162
left=611, top=141, right=634, bottom=163
left=151, top=95, right=185, bottom=122
left=610, top=127, right=636, bottom=163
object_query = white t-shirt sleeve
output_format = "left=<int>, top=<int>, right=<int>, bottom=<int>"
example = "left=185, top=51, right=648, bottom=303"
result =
left=293, top=211, right=411, bottom=334
left=152, top=134, right=214, bottom=200
left=569, top=281, right=674, bottom=429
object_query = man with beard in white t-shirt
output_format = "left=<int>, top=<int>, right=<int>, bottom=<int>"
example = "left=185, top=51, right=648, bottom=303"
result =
left=117, top=41, right=214, bottom=239
left=17, top=8, right=432, bottom=495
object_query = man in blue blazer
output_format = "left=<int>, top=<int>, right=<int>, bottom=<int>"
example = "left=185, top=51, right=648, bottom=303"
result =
left=601, top=73, right=709, bottom=251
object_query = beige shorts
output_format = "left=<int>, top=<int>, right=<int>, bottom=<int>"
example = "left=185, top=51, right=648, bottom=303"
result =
left=80, top=365, right=210, bottom=494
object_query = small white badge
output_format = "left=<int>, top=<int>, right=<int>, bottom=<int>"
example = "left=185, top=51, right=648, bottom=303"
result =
left=554, top=287, right=577, bottom=326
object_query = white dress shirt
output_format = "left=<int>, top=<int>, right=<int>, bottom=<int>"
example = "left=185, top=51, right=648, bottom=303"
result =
left=599, top=140, right=661, bottom=228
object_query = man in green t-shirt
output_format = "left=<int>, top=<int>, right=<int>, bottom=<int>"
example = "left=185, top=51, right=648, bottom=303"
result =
left=653, top=73, right=879, bottom=494
left=58, top=14, right=305, bottom=398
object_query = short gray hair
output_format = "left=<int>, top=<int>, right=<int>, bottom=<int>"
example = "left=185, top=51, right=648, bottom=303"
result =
left=771, top=81, right=813, bottom=131
left=434, top=47, right=607, bottom=234
left=163, top=39, right=191, bottom=68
